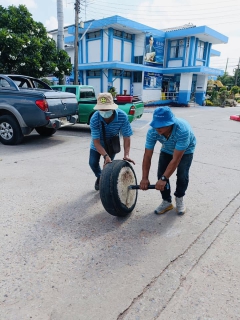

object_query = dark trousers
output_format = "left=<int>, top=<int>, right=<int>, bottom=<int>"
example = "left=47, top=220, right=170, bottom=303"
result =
left=89, top=149, right=115, bottom=178
left=157, top=151, right=193, bottom=202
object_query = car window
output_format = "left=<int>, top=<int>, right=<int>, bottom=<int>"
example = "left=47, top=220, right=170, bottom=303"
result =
left=52, top=87, right=63, bottom=91
left=32, top=79, right=51, bottom=89
left=66, top=87, right=77, bottom=95
left=80, top=88, right=95, bottom=98
left=0, top=78, right=11, bottom=88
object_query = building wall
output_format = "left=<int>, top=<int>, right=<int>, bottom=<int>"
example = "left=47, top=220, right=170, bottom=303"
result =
left=168, top=60, right=183, bottom=67
left=88, top=40, right=101, bottom=63
left=113, top=38, right=122, bottom=61
left=123, top=41, right=132, bottom=63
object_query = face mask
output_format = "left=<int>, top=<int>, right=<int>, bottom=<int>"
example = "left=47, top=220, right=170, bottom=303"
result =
left=99, top=110, right=113, bottom=118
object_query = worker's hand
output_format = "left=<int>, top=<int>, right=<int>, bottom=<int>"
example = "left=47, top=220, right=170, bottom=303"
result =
left=103, top=155, right=112, bottom=167
left=140, top=178, right=150, bottom=190
left=123, top=156, right=135, bottom=165
left=155, top=179, right=167, bottom=191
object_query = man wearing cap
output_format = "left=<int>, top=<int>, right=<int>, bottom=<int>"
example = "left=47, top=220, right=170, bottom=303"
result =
left=89, top=92, right=135, bottom=190
left=140, top=106, right=196, bottom=215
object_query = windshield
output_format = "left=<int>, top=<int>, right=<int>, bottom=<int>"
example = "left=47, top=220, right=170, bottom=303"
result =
left=80, top=88, right=95, bottom=99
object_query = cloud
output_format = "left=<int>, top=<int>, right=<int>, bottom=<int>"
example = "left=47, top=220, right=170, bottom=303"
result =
left=45, top=16, right=58, bottom=31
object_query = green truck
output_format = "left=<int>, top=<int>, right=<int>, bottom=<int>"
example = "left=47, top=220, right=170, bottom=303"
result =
left=51, top=85, right=144, bottom=124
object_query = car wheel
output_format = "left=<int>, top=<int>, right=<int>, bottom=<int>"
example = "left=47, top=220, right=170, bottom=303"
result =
left=0, top=115, right=24, bottom=145
left=35, top=127, right=56, bottom=136
left=99, top=160, right=138, bottom=217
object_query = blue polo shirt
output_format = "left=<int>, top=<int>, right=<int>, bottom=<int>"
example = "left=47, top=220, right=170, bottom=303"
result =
left=90, top=109, right=133, bottom=151
left=145, top=118, right=196, bottom=155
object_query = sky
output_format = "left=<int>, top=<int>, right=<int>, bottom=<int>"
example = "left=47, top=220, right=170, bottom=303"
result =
left=1, top=0, right=240, bottom=75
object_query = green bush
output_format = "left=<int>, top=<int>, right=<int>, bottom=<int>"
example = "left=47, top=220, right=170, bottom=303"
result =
left=219, top=86, right=228, bottom=92
left=237, top=100, right=240, bottom=103
left=205, top=99, right=213, bottom=106
left=230, top=86, right=239, bottom=95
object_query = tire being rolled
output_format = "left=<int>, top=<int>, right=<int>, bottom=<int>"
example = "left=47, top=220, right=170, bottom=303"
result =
left=99, top=160, right=138, bottom=217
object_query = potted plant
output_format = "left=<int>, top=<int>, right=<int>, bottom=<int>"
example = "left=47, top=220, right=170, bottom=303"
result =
left=108, top=86, right=117, bottom=99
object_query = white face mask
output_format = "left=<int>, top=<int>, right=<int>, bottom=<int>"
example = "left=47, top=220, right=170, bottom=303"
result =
left=99, top=110, right=113, bottom=118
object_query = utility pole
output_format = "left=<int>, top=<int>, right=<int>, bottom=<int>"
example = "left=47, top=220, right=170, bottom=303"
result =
left=224, top=58, right=228, bottom=74
left=57, top=0, right=65, bottom=84
left=234, top=57, right=240, bottom=86
left=74, top=0, right=80, bottom=85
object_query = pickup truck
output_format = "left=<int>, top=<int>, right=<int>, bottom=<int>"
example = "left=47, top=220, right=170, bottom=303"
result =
left=51, top=85, right=144, bottom=124
left=0, top=74, right=78, bottom=145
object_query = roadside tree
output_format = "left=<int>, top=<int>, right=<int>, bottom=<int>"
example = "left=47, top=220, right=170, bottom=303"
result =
left=0, top=5, right=71, bottom=81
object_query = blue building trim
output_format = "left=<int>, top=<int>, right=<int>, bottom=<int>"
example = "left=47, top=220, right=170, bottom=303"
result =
left=166, top=40, right=171, bottom=67
left=108, top=28, right=113, bottom=61
left=68, top=15, right=165, bottom=38
left=100, top=70, right=103, bottom=92
left=101, top=30, right=103, bottom=62
left=206, top=43, right=212, bottom=66
left=195, top=91, right=205, bottom=106
left=131, top=34, right=135, bottom=63
left=188, top=37, right=195, bottom=66
left=203, top=42, right=209, bottom=66
left=165, top=25, right=228, bottom=44
left=121, top=37, right=124, bottom=62
left=210, top=48, right=220, bottom=56
left=178, top=90, right=191, bottom=104
left=193, top=38, right=199, bottom=66
left=108, top=69, right=113, bottom=88
left=182, top=38, right=187, bottom=67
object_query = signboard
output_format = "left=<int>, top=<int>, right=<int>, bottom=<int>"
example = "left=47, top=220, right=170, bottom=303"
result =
left=144, top=34, right=165, bottom=66
left=143, top=72, right=162, bottom=90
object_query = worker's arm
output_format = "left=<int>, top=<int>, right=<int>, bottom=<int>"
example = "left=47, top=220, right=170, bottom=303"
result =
left=140, top=148, right=154, bottom=190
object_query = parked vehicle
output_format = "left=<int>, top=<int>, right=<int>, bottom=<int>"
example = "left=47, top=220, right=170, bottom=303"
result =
left=0, top=75, right=78, bottom=145
left=51, top=85, right=144, bottom=124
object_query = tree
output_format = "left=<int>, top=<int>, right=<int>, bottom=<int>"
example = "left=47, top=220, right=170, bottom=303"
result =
left=217, top=72, right=234, bottom=89
left=0, top=5, right=72, bottom=80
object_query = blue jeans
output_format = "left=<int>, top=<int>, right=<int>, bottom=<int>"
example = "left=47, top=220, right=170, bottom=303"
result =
left=89, top=149, right=115, bottom=178
left=157, top=151, right=193, bottom=202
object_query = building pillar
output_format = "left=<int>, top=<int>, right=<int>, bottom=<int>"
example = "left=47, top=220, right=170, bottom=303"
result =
left=178, top=73, right=193, bottom=104
left=195, top=74, right=208, bottom=105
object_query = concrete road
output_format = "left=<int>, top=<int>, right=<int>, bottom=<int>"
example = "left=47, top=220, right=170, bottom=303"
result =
left=1, top=106, right=240, bottom=320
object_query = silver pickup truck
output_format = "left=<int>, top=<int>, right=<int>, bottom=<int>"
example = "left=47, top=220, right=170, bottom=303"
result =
left=0, top=74, right=78, bottom=145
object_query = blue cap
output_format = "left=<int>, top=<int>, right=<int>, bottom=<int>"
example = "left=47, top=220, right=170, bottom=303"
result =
left=150, top=107, right=175, bottom=128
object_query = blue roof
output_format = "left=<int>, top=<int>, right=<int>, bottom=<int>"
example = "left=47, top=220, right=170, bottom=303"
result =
left=165, top=26, right=228, bottom=45
left=68, top=15, right=165, bottom=37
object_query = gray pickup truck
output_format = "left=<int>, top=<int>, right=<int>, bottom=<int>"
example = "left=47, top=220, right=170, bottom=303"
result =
left=0, top=74, right=78, bottom=145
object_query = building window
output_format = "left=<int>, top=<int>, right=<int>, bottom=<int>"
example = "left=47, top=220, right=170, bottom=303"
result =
left=87, top=31, right=101, bottom=39
left=87, top=70, right=101, bottom=77
left=133, top=72, right=142, bottom=83
left=113, top=29, right=122, bottom=38
left=123, top=71, right=131, bottom=77
left=134, top=56, right=143, bottom=64
left=197, top=41, right=205, bottom=60
left=113, top=69, right=122, bottom=76
left=170, top=39, right=184, bottom=58
left=124, top=33, right=133, bottom=40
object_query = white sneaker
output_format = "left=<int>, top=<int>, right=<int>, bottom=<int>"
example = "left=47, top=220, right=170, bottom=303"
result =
left=154, top=200, right=174, bottom=215
left=175, top=197, right=186, bottom=215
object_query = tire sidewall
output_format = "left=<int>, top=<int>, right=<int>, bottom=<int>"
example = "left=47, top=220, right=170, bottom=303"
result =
left=0, top=115, right=23, bottom=145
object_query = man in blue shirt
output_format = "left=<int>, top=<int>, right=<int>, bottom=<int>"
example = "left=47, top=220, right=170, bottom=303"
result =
left=89, top=92, right=135, bottom=190
left=140, top=107, right=196, bottom=215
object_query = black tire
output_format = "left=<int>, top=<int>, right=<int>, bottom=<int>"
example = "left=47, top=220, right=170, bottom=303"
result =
left=35, top=126, right=56, bottom=136
left=99, top=160, right=138, bottom=217
left=0, top=115, right=23, bottom=145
